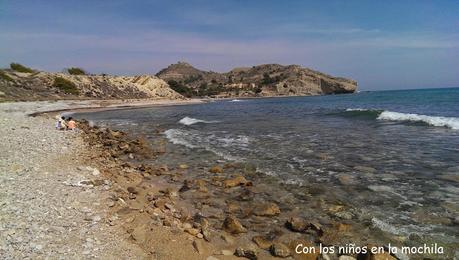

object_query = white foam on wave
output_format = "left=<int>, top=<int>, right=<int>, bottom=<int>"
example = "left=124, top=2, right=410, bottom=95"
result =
left=164, top=128, right=246, bottom=161
left=345, top=108, right=369, bottom=111
left=164, top=129, right=197, bottom=148
left=377, top=111, right=459, bottom=130
left=178, top=116, right=218, bottom=126
left=229, top=99, right=243, bottom=102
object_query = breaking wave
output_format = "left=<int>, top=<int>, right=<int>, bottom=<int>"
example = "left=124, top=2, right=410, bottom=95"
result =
left=344, top=109, right=459, bottom=129
left=178, top=116, right=218, bottom=126
left=378, top=111, right=459, bottom=130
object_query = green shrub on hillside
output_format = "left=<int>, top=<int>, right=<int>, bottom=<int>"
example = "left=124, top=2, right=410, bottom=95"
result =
left=0, top=70, right=14, bottom=82
left=10, top=63, right=34, bottom=73
left=261, top=73, right=277, bottom=85
left=67, top=67, right=86, bottom=75
left=52, top=77, right=80, bottom=95
left=168, top=80, right=193, bottom=97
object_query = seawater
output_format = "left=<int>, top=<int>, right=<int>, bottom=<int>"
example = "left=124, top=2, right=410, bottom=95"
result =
left=75, top=87, right=459, bottom=254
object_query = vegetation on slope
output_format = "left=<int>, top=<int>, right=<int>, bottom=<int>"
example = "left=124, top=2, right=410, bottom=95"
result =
left=52, top=77, right=80, bottom=95
left=67, top=67, right=87, bottom=75
left=10, top=63, right=34, bottom=73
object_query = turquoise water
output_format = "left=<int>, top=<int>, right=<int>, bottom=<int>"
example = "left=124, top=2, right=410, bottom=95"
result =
left=75, top=87, right=459, bottom=255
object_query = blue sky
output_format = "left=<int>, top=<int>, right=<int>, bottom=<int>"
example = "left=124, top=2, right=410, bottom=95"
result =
left=1, top=0, right=458, bottom=90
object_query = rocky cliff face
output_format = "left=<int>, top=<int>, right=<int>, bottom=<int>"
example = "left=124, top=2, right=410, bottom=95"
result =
left=156, top=62, right=357, bottom=97
left=0, top=70, right=182, bottom=101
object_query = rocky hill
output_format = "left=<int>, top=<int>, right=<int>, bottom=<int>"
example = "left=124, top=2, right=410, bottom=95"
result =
left=0, top=70, right=183, bottom=101
left=0, top=62, right=357, bottom=101
left=156, top=62, right=357, bottom=97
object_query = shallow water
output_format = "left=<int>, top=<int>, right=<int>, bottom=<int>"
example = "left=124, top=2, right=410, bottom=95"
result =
left=75, top=88, right=459, bottom=255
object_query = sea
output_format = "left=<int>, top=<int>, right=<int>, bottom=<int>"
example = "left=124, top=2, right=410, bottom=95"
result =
left=74, top=87, right=459, bottom=256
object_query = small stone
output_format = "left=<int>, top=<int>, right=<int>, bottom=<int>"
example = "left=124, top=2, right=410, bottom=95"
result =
left=185, top=228, right=200, bottom=236
left=270, top=243, right=291, bottom=258
left=285, top=217, right=307, bottom=232
left=223, top=175, right=251, bottom=188
left=92, top=168, right=100, bottom=176
left=235, top=247, right=257, bottom=260
left=165, top=203, right=175, bottom=211
left=253, top=202, right=280, bottom=216
left=127, top=186, right=138, bottom=194
left=252, top=236, right=272, bottom=249
left=179, top=164, right=189, bottom=169
left=209, top=165, right=224, bottom=173
left=222, top=216, right=247, bottom=234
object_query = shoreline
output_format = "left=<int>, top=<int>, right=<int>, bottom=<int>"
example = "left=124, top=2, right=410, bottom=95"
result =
left=2, top=98, right=453, bottom=259
left=69, top=106, right=412, bottom=259
left=25, top=98, right=208, bottom=117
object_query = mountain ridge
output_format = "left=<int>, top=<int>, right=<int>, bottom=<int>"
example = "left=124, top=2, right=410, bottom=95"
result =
left=0, top=62, right=357, bottom=101
left=156, top=62, right=357, bottom=97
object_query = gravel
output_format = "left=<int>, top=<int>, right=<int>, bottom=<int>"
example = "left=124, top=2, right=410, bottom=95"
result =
left=0, top=101, right=146, bottom=259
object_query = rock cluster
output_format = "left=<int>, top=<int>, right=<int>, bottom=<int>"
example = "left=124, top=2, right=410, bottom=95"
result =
left=77, top=119, right=405, bottom=260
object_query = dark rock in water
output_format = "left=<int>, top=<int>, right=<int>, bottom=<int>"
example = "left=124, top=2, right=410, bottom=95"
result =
left=235, top=188, right=254, bottom=201
left=179, top=180, right=192, bottom=192
left=453, top=216, right=459, bottom=225
left=235, top=247, right=258, bottom=260
left=222, top=216, right=247, bottom=234
left=225, top=201, right=241, bottom=214
left=270, top=243, right=291, bottom=258
left=337, top=174, right=355, bottom=186
left=252, top=236, right=272, bottom=249
left=252, top=202, right=281, bottom=216
left=285, top=217, right=308, bottom=232
left=195, top=179, right=208, bottom=193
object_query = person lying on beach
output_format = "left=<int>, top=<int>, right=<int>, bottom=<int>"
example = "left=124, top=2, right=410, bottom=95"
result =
left=67, top=117, right=76, bottom=130
left=55, top=116, right=67, bottom=130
